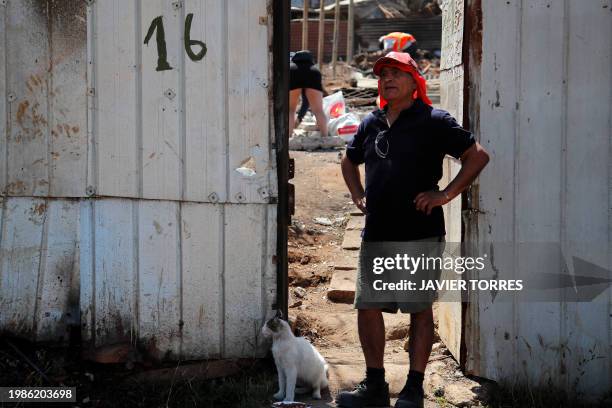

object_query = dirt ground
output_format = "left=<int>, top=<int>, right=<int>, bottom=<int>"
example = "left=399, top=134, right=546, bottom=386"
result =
left=286, top=151, right=494, bottom=408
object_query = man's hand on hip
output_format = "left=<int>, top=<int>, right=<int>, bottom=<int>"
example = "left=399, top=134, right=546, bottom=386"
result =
left=414, top=191, right=450, bottom=215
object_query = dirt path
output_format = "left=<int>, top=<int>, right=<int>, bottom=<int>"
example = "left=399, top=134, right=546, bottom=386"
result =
left=287, top=151, right=491, bottom=408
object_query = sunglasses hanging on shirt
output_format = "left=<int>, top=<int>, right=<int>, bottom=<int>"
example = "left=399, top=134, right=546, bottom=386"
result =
left=375, top=130, right=390, bottom=159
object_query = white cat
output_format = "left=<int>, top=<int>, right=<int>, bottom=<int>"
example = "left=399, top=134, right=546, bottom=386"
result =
left=261, top=315, right=329, bottom=402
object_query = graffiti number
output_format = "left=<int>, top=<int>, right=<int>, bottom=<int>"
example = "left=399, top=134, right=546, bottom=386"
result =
left=184, top=13, right=207, bottom=61
left=144, top=16, right=173, bottom=72
left=144, top=14, right=208, bottom=71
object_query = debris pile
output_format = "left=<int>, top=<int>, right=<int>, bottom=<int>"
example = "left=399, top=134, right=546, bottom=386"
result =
left=290, top=89, right=371, bottom=151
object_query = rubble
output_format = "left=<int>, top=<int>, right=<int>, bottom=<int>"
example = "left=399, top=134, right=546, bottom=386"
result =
left=425, top=372, right=446, bottom=397
left=385, top=321, right=410, bottom=341
left=289, top=134, right=345, bottom=151
left=444, top=382, right=478, bottom=407
left=314, top=217, right=333, bottom=226
left=293, top=287, right=307, bottom=298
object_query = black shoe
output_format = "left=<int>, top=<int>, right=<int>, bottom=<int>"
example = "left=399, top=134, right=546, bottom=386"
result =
left=336, top=378, right=391, bottom=407
left=394, top=384, right=424, bottom=408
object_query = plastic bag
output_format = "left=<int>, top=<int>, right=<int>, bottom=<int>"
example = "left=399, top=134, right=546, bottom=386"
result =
left=328, top=112, right=361, bottom=142
left=322, top=91, right=346, bottom=120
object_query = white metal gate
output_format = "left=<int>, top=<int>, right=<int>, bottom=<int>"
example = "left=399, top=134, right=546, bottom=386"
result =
left=0, top=0, right=279, bottom=360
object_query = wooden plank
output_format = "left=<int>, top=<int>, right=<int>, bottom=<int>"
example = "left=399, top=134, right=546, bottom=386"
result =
left=95, top=0, right=139, bottom=197
left=334, top=248, right=359, bottom=270
left=317, top=2, right=325, bottom=64
left=183, top=0, right=227, bottom=203
left=223, top=204, right=266, bottom=358
left=227, top=0, right=271, bottom=204
left=341, top=229, right=362, bottom=250
left=302, top=0, right=309, bottom=50
left=327, top=270, right=356, bottom=303
left=345, top=215, right=364, bottom=231
left=331, top=0, right=340, bottom=74
left=0, top=198, right=46, bottom=337
left=92, top=199, right=136, bottom=346
left=140, top=0, right=182, bottom=199
left=346, top=0, right=354, bottom=62
left=467, top=0, right=521, bottom=380
left=440, top=0, right=464, bottom=70
left=47, top=0, right=88, bottom=196
left=138, top=200, right=181, bottom=359
left=180, top=202, right=223, bottom=359
left=5, top=1, right=50, bottom=196
left=438, top=0, right=463, bottom=305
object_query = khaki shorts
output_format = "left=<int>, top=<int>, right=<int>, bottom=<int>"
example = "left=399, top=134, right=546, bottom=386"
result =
left=354, top=236, right=445, bottom=314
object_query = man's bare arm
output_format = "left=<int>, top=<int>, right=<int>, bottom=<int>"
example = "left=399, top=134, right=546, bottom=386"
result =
left=341, top=155, right=367, bottom=213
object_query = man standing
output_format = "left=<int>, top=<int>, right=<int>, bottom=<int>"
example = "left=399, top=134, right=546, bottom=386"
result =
left=337, top=52, right=489, bottom=408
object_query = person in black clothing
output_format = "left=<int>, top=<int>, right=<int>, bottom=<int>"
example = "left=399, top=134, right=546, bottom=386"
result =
left=337, top=52, right=489, bottom=408
left=289, top=50, right=328, bottom=137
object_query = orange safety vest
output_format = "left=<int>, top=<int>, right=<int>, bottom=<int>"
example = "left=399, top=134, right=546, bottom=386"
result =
left=381, top=32, right=416, bottom=52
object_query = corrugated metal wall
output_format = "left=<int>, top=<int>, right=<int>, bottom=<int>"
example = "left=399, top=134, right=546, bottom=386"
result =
left=1, top=0, right=275, bottom=204
left=356, top=16, right=442, bottom=52
left=0, top=0, right=278, bottom=360
left=464, top=0, right=612, bottom=396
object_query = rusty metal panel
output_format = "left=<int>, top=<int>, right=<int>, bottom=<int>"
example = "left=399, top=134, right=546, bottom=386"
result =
left=466, top=0, right=612, bottom=396
left=2, top=0, right=87, bottom=198
left=0, top=197, right=79, bottom=342
left=1, top=0, right=275, bottom=203
left=5, top=1, right=51, bottom=197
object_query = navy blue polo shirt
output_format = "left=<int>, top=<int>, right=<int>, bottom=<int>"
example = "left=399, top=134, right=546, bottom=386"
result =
left=346, top=99, right=475, bottom=241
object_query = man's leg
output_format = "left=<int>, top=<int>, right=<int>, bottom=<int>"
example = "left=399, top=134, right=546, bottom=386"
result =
left=358, top=309, right=385, bottom=368
left=395, top=307, right=433, bottom=408
left=304, top=88, right=328, bottom=137
left=408, top=307, right=434, bottom=372
left=336, top=308, right=390, bottom=407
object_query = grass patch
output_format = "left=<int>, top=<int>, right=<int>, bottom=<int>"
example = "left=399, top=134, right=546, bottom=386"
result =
left=0, top=337, right=279, bottom=408
left=108, top=363, right=277, bottom=408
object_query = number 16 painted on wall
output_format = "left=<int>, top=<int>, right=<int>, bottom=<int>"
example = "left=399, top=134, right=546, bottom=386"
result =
left=144, top=13, right=207, bottom=71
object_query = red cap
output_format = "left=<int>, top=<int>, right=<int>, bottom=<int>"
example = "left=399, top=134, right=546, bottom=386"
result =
left=373, top=51, right=432, bottom=108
